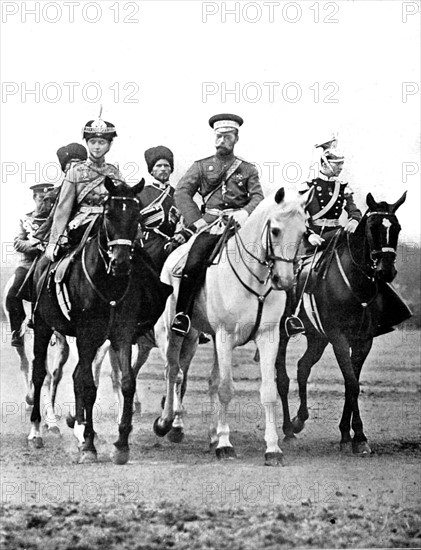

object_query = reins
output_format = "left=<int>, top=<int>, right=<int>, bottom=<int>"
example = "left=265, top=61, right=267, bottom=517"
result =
left=225, top=218, right=294, bottom=342
left=80, top=194, right=139, bottom=336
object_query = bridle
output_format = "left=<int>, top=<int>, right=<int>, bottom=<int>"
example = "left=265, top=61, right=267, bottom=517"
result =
left=100, top=196, right=140, bottom=271
left=230, top=219, right=296, bottom=286
left=365, top=210, right=399, bottom=268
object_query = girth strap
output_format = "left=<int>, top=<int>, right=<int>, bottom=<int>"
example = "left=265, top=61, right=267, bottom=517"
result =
left=226, top=251, right=272, bottom=342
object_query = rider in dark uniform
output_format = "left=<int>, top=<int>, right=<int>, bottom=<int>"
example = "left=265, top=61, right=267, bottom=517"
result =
left=139, top=146, right=185, bottom=272
left=299, top=147, right=362, bottom=252
left=6, top=183, right=55, bottom=346
left=286, top=145, right=363, bottom=335
left=171, top=113, right=264, bottom=336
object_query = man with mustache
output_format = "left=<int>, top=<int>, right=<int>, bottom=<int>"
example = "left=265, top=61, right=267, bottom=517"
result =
left=171, top=113, right=264, bottom=337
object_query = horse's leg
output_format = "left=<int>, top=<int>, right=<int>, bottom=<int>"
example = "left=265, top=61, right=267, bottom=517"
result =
left=28, top=314, right=53, bottom=448
left=154, top=334, right=184, bottom=437
left=167, top=330, right=198, bottom=443
left=257, top=330, right=283, bottom=466
left=132, top=332, right=156, bottom=414
left=109, top=340, right=135, bottom=465
left=339, top=337, right=373, bottom=454
left=207, top=339, right=220, bottom=448
left=15, top=341, right=33, bottom=407
left=108, top=345, right=124, bottom=421
left=329, top=331, right=369, bottom=454
left=214, top=331, right=236, bottom=459
left=72, top=332, right=103, bottom=464
left=44, top=332, right=70, bottom=434
left=275, top=328, right=294, bottom=440
left=293, top=333, right=328, bottom=433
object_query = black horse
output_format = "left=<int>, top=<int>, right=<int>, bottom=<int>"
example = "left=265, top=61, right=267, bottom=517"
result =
left=29, top=176, right=172, bottom=464
left=276, top=192, right=411, bottom=454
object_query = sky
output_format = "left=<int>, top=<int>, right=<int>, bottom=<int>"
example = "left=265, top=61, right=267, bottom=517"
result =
left=1, top=0, right=420, bottom=261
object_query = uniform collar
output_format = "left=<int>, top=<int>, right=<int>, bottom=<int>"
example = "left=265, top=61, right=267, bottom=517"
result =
left=318, top=172, right=338, bottom=182
left=146, top=178, right=170, bottom=190
left=87, top=156, right=106, bottom=167
left=215, top=152, right=235, bottom=163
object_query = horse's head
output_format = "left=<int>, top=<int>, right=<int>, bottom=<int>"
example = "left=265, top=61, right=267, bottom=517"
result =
left=103, top=176, right=145, bottom=276
left=364, top=191, right=406, bottom=282
left=261, top=187, right=312, bottom=290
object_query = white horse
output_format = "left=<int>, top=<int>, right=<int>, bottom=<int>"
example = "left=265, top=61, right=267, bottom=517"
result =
left=154, top=187, right=311, bottom=466
left=2, top=273, right=70, bottom=434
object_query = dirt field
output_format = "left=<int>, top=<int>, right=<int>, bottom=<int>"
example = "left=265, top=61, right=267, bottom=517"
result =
left=1, top=327, right=420, bottom=549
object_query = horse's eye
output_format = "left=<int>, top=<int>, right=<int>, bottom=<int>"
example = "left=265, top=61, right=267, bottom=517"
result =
left=271, top=228, right=281, bottom=238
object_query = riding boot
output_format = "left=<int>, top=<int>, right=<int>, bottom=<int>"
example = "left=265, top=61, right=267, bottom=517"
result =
left=171, top=273, right=198, bottom=336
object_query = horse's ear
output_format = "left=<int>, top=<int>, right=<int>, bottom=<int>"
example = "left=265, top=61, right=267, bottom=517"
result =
left=131, top=178, right=145, bottom=196
left=300, top=187, right=314, bottom=208
left=104, top=175, right=115, bottom=193
left=391, top=191, right=407, bottom=213
left=366, top=193, right=378, bottom=211
left=274, top=187, right=285, bottom=204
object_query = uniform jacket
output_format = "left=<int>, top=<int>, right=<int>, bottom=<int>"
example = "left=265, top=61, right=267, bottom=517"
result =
left=49, top=158, right=124, bottom=245
left=175, top=154, right=264, bottom=226
left=299, top=175, right=362, bottom=233
left=14, top=211, right=46, bottom=268
left=139, top=180, right=180, bottom=239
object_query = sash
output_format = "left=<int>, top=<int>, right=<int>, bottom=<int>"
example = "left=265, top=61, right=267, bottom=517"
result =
left=202, top=158, right=243, bottom=209
left=140, top=185, right=172, bottom=228
left=312, top=180, right=341, bottom=221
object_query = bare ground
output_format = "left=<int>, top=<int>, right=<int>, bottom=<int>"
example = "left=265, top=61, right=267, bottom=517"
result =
left=1, top=327, right=420, bottom=549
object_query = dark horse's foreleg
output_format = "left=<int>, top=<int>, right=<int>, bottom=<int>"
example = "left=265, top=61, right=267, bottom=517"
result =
left=339, top=337, right=373, bottom=454
left=293, top=331, right=328, bottom=433
left=109, top=340, right=135, bottom=464
left=330, top=332, right=370, bottom=454
left=29, top=313, right=54, bottom=448
left=275, top=328, right=294, bottom=439
left=73, top=329, right=104, bottom=463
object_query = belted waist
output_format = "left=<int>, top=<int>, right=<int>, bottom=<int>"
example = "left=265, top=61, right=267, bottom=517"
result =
left=312, top=218, right=341, bottom=227
left=78, top=205, right=104, bottom=214
left=205, top=207, right=241, bottom=217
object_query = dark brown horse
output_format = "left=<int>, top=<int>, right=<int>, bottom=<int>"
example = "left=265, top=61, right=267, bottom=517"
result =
left=29, top=176, right=172, bottom=464
left=276, top=192, right=411, bottom=454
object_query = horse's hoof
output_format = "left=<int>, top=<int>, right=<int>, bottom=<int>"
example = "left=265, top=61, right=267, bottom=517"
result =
left=216, top=446, right=236, bottom=460
left=340, top=440, right=352, bottom=453
left=66, top=414, right=76, bottom=429
left=167, top=427, right=184, bottom=443
left=28, top=437, right=44, bottom=449
left=25, top=395, right=34, bottom=407
left=153, top=417, right=172, bottom=437
left=283, top=434, right=297, bottom=445
left=264, top=452, right=284, bottom=467
left=160, top=396, right=166, bottom=410
left=47, top=426, right=61, bottom=436
left=292, top=416, right=306, bottom=434
left=78, top=450, right=97, bottom=464
left=353, top=441, right=372, bottom=455
left=110, top=446, right=130, bottom=465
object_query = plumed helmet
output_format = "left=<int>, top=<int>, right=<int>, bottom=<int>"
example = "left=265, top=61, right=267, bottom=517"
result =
left=323, top=148, right=345, bottom=163
left=56, top=143, right=88, bottom=171
left=83, top=118, right=117, bottom=142
left=144, top=146, right=174, bottom=173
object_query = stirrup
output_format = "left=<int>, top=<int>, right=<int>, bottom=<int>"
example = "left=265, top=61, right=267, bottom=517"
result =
left=171, top=312, right=191, bottom=337
left=285, top=315, right=305, bottom=337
